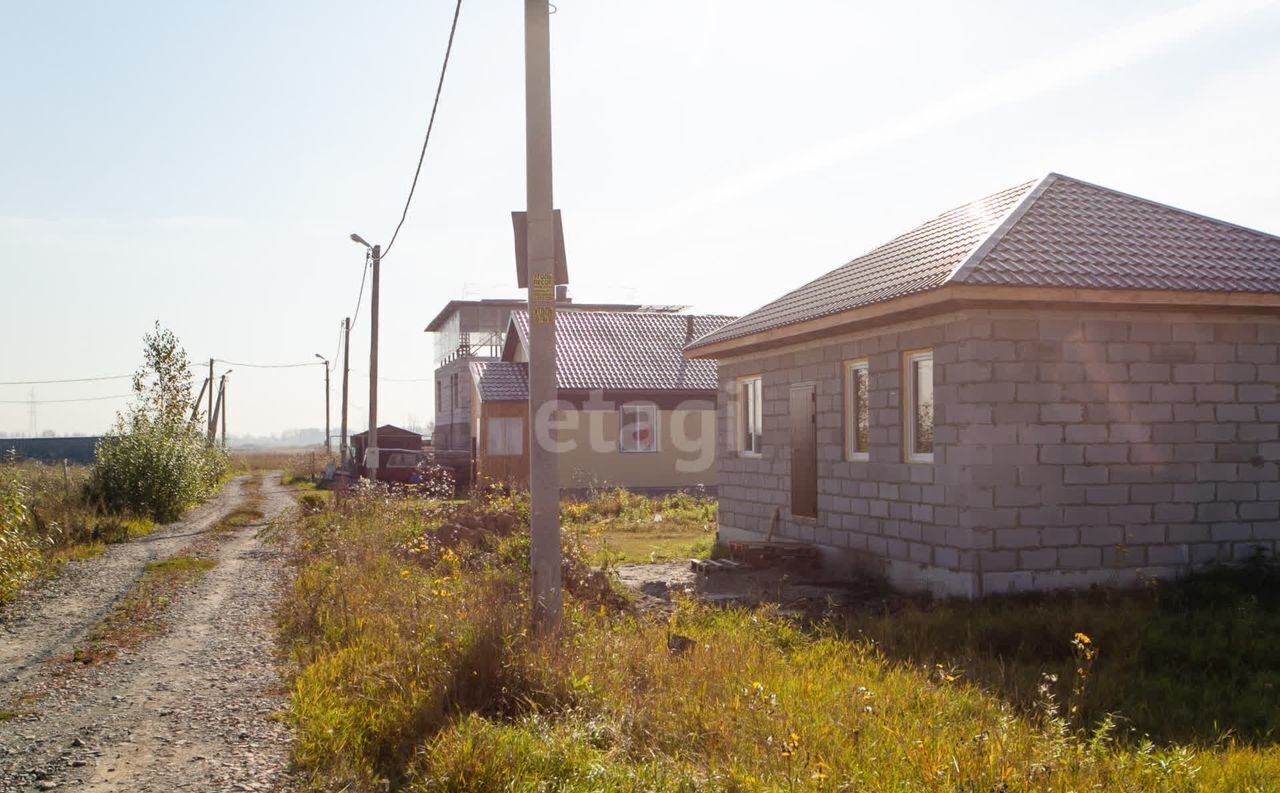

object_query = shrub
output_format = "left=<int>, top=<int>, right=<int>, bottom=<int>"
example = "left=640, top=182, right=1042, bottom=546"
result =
left=90, top=323, right=226, bottom=522
left=0, top=464, right=41, bottom=603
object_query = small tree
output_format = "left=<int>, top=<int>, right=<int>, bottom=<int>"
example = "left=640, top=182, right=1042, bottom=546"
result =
left=91, top=323, right=227, bottom=521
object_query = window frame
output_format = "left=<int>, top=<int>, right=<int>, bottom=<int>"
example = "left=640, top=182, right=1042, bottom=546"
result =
left=902, top=349, right=935, bottom=464
left=618, top=402, right=659, bottom=454
left=736, top=375, right=764, bottom=457
left=843, top=359, right=870, bottom=461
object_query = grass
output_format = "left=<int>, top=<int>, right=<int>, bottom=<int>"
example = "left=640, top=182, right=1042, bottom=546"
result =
left=842, top=559, right=1280, bottom=745
left=67, top=554, right=217, bottom=666
left=278, top=488, right=1280, bottom=792
left=560, top=487, right=717, bottom=565
left=1, top=458, right=155, bottom=604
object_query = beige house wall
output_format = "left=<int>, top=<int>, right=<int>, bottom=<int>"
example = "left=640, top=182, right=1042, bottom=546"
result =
left=555, top=408, right=718, bottom=492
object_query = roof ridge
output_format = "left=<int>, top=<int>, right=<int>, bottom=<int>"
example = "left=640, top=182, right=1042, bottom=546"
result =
left=947, top=173, right=1057, bottom=285
left=1044, top=173, right=1280, bottom=243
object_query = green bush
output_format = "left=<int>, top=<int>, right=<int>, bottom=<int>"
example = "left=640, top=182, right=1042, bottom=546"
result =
left=0, top=465, right=41, bottom=603
left=90, top=323, right=226, bottom=522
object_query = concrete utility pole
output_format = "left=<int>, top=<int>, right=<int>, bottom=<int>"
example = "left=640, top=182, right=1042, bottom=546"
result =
left=367, top=244, right=381, bottom=479
left=524, top=0, right=561, bottom=633
left=219, top=374, right=228, bottom=450
left=207, top=358, right=215, bottom=442
left=340, top=317, right=351, bottom=468
left=315, top=354, right=331, bottom=454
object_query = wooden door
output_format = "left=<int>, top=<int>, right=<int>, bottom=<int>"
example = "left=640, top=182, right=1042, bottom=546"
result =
left=790, top=383, right=817, bottom=518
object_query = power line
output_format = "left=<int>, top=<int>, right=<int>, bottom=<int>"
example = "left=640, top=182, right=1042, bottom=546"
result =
left=380, top=0, right=464, bottom=260
left=0, top=374, right=131, bottom=386
left=0, top=393, right=132, bottom=405
left=213, top=359, right=318, bottom=369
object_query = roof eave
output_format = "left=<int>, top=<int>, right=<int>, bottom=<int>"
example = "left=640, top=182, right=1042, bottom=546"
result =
left=685, top=284, right=1280, bottom=359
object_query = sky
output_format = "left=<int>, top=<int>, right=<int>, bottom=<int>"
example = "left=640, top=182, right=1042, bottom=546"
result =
left=2, top=0, right=1279, bottom=438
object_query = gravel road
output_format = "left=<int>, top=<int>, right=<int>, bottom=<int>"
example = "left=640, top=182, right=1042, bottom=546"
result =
left=0, top=474, right=298, bottom=792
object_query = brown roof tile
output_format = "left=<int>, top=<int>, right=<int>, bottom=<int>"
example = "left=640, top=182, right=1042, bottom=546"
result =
left=690, top=173, right=1280, bottom=350
left=471, top=360, right=529, bottom=402
left=509, top=310, right=735, bottom=391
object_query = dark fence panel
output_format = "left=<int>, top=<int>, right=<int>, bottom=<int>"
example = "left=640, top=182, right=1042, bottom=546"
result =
left=0, top=437, right=100, bottom=464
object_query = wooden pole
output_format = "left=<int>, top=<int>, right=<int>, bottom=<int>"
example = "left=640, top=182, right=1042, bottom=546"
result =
left=367, top=245, right=381, bottom=480
left=340, top=316, right=351, bottom=468
left=524, top=0, right=561, bottom=633
left=190, top=377, right=209, bottom=424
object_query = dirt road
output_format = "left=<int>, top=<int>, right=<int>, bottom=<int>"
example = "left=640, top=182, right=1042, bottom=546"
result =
left=0, top=474, right=297, bottom=792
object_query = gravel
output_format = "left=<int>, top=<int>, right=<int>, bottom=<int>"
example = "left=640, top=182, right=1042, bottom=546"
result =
left=0, top=474, right=298, bottom=792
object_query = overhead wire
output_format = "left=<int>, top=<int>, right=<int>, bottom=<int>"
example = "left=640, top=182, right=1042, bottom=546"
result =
left=379, top=0, right=463, bottom=260
left=0, top=393, right=132, bottom=405
left=0, top=374, right=132, bottom=386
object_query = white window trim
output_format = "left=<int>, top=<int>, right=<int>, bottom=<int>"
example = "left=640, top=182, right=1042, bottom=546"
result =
left=904, top=349, right=934, bottom=464
left=619, top=403, right=659, bottom=453
left=844, top=359, right=870, bottom=461
left=736, top=375, right=763, bottom=458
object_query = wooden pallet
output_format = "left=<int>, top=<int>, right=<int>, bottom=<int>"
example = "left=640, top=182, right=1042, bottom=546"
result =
left=690, top=558, right=746, bottom=575
left=726, top=541, right=821, bottom=568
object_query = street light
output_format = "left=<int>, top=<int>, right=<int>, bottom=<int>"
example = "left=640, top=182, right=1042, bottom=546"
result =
left=315, top=354, right=331, bottom=454
left=351, top=233, right=381, bottom=480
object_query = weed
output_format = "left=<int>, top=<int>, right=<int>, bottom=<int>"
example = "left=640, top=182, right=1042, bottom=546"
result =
left=279, top=490, right=1280, bottom=792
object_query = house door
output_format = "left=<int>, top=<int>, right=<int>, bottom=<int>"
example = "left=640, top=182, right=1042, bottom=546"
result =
left=789, top=383, right=817, bottom=518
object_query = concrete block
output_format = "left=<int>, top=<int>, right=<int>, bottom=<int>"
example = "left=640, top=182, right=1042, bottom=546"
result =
left=1064, top=465, right=1108, bottom=485
left=1217, top=482, right=1256, bottom=501
left=1040, top=445, right=1084, bottom=465
left=1155, top=503, right=1195, bottom=522
left=1148, top=343, right=1196, bottom=364
left=1086, top=485, right=1129, bottom=505
left=1174, top=363, right=1215, bottom=383
left=1021, top=548, right=1058, bottom=570
left=1059, top=546, right=1102, bottom=569
left=1239, top=344, right=1278, bottom=364
left=1104, top=545, right=1145, bottom=567
left=1081, top=524, right=1123, bottom=545
left=1209, top=521, right=1250, bottom=541
left=1216, top=404, right=1257, bottom=423
left=1124, top=523, right=1166, bottom=544
left=1065, top=424, right=1109, bottom=444
left=1241, top=501, right=1280, bottom=521
left=1147, top=545, right=1189, bottom=566
left=978, top=550, right=1018, bottom=572
left=1129, top=363, right=1172, bottom=383
left=1040, top=403, right=1085, bottom=423
left=1109, top=504, right=1152, bottom=524
left=1169, top=523, right=1211, bottom=543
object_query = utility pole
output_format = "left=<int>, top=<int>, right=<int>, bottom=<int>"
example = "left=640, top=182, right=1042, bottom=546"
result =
left=524, top=0, right=561, bottom=633
left=191, top=377, right=210, bottom=424
left=315, top=354, right=331, bottom=454
left=367, top=244, right=381, bottom=480
left=207, top=358, right=215, bottom=442
left=340, top=317, right=351, bottom=468
left=219, top=374, right=228, bottom=450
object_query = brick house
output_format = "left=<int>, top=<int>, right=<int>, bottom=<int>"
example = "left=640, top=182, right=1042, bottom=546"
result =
left=685, top=173, right=1280, bottom=597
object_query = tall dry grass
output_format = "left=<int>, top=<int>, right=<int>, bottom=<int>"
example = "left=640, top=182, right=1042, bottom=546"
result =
left=279, top=489, right=1280, bottom=792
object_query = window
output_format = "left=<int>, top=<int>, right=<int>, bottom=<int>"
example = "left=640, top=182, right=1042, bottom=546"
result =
left=386, top=452, right=420, bottom=469
left=844, top=360, right=869, bottom=460
left=450, top=373, right=458, bottom=410
left=904, top=350, right=934, bottom=462
left=619, top=403, right=658, bottom=453
left=435, top=380, right=442, bottom=412
left=486, top=417, right=523, bottom=456
left=738, top=376, right=763, bottom=455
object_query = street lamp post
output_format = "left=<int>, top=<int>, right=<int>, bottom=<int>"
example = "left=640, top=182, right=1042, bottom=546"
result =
left=350, top=234, right=380, bottom=480
left=315, top=354, right=331, bottom=454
